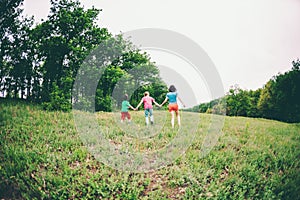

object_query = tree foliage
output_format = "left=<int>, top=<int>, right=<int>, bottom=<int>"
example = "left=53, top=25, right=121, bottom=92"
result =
left=225, top=85, right=261, bottom=117
left=0, top=0, right=166, bottom=112
left=197, top=60, right=300, bottom=123
left=0, top=0, right=33, bottom=98
left=1, top=0, right=298, bottom=120
left=258, top=60, right=300, bottom=122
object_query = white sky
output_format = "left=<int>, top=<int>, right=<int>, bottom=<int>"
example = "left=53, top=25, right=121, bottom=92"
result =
left=23, top=0, right=300, bottom=105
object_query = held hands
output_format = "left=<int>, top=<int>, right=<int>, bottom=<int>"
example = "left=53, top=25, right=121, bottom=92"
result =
left=155, top=103, right=162, bottom=108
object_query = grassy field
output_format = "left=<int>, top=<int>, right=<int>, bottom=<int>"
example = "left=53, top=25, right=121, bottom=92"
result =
left=1, top=99, right=299, bottom=199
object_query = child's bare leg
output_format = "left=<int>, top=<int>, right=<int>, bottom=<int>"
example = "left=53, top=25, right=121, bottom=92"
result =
left=177, top=111, right=181, bottom=126
left=171, top=111, right=175, bottom=128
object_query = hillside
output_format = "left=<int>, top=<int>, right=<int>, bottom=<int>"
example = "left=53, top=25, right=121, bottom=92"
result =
left=0, top=99, right=299, bottom=199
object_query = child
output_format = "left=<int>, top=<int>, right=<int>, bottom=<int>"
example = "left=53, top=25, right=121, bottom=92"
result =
left=135, top=91, right=160, bottom=125
left=121, top=94, right=135, bottom=123
left=160, top=85, right=185, bottom=128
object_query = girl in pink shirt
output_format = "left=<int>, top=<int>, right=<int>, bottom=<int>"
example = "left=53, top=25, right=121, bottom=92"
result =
left=136, top=91, right=160, bottom=125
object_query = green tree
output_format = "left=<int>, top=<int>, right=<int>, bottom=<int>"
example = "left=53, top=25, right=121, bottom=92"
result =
left=6, top=17, right=35, bottom=99
left=1, top=0, right=167, bottom=113
left=0, top=0, right=25, bottom=97
left=96, top=65, right=126, bottom=111
left=32, top=0, right=111, bottom=110
left=225, top=85, right=250, bottom=116
left=258, top=60, right=300, bottom=122
left=258, top=80, right=275, bottom=118
left=96, top=49, right=166, bottom=112
left=247, top=89, right=261, bottom=117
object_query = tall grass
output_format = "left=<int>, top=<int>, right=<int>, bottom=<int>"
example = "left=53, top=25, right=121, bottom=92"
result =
left=0, top=99, right=299, bottom=199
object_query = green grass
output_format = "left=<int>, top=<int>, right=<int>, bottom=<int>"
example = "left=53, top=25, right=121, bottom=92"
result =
left=0, top=99, right=299, bottom=199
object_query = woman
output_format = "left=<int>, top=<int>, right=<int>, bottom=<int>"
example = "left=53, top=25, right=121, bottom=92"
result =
left=160, top=85, right=185, bottom=128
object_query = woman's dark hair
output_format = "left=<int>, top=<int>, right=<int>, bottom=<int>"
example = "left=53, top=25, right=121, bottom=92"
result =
left=169, top=85, right=176, bottom=92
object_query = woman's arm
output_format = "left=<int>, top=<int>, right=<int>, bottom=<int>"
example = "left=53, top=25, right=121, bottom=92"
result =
left=160, top=97, right=168, bottom=107
left=153, top=99, right=161, bottom=107
left=178, top=96, right=186, bottom=107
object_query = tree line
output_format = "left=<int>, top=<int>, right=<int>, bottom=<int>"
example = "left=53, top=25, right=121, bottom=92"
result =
left=0, top=0, right=167, bottom=111
left=187, top=60, right=300, bottom=123
left=1, top=0, right=299, bottom=122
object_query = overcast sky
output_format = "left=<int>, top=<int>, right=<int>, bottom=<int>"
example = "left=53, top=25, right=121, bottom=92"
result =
left=23, top=0, right=300, bottom=105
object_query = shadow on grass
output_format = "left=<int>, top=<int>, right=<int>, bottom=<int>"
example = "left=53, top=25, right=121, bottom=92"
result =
left=274, top=171, right=300, bottom=200
left=0, top=183, right=22, bottom=200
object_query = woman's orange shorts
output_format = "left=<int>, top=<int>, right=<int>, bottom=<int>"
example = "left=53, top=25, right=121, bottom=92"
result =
left=168, top=103, right=178, bottom=112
